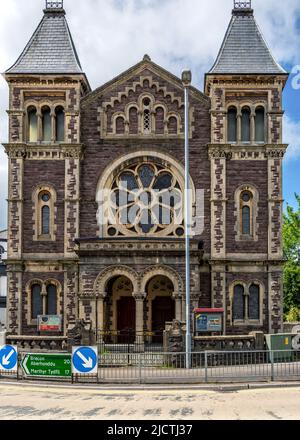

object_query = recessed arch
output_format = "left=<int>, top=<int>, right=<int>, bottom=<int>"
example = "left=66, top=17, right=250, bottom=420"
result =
left=141, top=265, right=183, bottom=295
left=94, top=265, right=139, bottom=296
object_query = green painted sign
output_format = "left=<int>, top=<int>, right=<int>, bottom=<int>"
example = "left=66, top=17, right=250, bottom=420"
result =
left=22, top=353, right=72, bottom=378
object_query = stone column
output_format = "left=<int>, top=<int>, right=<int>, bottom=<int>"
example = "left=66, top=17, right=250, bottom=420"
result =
left=97, top=293, right=107, bottom=342
left=173, top=293, right=182, bottom=321
left=237, top=112, right=242, bottom=143
left=37, top=111, right=42, bottom=141
left=51, top=111, right=56, bottom=142
left=134, top=293, right=146, bottom=348
left=250, top=112, right=255, bottom=143
left=41, top=284, right=47, bottom=315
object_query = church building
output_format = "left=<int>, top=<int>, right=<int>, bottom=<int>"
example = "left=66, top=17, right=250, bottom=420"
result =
left=3, top=0, right=288, bottom=343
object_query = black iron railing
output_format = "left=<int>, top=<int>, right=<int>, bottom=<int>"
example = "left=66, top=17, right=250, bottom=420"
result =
left=96, top=330, right=165, bottom=353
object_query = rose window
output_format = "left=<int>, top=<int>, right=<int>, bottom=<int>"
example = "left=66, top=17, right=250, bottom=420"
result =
left=106, top=162, right=184, bottom=237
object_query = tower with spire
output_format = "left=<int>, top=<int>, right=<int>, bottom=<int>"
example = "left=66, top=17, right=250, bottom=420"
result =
left=4, top=0, right=90, bottom=335
left=205, top=0, right=288, bottom=334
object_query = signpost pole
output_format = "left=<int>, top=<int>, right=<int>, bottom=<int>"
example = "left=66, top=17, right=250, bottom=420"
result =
left=182, top=70, right=192, bottom=370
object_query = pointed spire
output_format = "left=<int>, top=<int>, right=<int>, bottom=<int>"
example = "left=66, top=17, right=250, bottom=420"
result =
left=6, top=1, right=84, bottom=75
left=208, top=2, right=286, bottom=75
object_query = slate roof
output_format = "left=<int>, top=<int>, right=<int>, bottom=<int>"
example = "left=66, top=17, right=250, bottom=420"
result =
left=209, top=8, right=286, bottom=75
left=6, top=9, right=83, bottom=74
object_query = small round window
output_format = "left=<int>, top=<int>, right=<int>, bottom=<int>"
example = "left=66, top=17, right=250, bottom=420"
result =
left=241, top=192, right=251, bottom=203
left=41, top=192, right=51, bottom=202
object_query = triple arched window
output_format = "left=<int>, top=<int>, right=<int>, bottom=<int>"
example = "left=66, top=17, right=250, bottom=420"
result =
left=27, top=105, right=65, bottom=143
left=30, top=282, right=59, bottom=320
left=232, top=283, right=261, bottom=323
left=227, top=105, right=266, bottom=143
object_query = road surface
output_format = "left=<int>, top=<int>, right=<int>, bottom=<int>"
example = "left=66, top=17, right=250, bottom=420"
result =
left=0, top=382, right=299, bottom=420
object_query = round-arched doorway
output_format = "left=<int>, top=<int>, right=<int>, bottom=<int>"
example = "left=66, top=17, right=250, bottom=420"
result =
left=146, top=275, right=175, bottom=343
left=104, top=275, right=135, bottom=343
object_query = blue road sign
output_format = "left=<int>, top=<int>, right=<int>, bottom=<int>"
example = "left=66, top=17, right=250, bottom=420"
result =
left=0, top=345, right=18, bottom=372
left=72, top=346, right=98, bottom=374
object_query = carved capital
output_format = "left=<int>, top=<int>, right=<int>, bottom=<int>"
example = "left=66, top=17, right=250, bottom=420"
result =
left=265, top=149, right=286, bottom=159
left=4, top=144, right=27, bottom=159
left=133, top=292, right=147, bottom=301
left=208, top=147, right=232, bottom=160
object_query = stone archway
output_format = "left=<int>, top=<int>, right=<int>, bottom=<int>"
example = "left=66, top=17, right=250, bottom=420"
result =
left=93, top=266, right=139, bottom=338
left=146, top=275, right=176, bottom=343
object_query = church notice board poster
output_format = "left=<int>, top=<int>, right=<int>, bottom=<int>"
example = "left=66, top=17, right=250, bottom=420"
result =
left=194, top=309, right=224, bottom=333
left=37, top=315, right=62, bottom=332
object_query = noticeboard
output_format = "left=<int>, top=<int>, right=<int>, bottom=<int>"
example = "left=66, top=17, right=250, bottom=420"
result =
left=37, top=315, right=62, bottom=332
left=194, top=309, right=223, bottom=333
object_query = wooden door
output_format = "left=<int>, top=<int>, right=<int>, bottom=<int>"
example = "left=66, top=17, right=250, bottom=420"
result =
left=117, top=296, right=136, bottom=343
left=152, top=296, right=175, bottom=343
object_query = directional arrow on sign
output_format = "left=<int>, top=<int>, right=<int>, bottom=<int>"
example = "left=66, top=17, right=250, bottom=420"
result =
left=72, top=346, right=98, bottom=374
left=2, top=349, right=14, bottom=366
left=0, top=345, right=18, bottom=372
left=76, top=350, right=93, bottom=369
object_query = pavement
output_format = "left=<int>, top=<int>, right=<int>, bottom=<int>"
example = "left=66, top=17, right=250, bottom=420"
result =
left=0, top=380, right=299, bottom=420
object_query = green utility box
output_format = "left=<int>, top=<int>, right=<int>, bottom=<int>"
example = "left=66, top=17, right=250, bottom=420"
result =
left=265, top=333, right=296, bottom=362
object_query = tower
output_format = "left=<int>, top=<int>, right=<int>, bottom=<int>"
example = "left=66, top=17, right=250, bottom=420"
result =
left=205, top=0, right=289, bottom=333
left=3, top=1, right=90, bottom=335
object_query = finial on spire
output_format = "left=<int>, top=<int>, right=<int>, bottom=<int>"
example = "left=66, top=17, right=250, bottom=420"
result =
left=45, top=1, right=64, bottom=10
left=233, top=1, right=252, bottom=9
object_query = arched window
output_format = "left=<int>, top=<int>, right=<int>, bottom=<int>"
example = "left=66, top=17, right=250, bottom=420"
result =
left=116, top=116, right=125, bottom=134
left=168, top=116, right=178, bottom=135
left=129, top=107, right=138, bottom=134
left=106, top=160, right=184, bottom=237
left=227, top=106, right=237, bottom=142
left=241, top=107, right=251, bottom=142
left=46, top=284, right=57, bottom=315
left=42, top=205, right=50, bottom=235
left=31, top=284, right=42, bottom=319
left=155, top=107, right=164, bottom=134
left=233, top=285, right=245, bottom=320
left=232, top=283, right=262, bottom=323
left=39, top=191, right=51, bottom=237
left=255, top=106, right=265, bottom=143
left=249, top=284, right=260, bottom=320
left=142, top=97, right=152, bottom=134
left=242, top=206, right=251, bottom=235
left=28, top=106, right=38, bottom=142
left=240, top=191, right=253, bottom=236
left=55, top=106, right=65, bottom=142
left=42, top=106, right=51, bottom=142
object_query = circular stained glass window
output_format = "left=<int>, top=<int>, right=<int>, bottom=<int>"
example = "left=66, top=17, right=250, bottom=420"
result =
left=106, top=161, right=184, bottom=237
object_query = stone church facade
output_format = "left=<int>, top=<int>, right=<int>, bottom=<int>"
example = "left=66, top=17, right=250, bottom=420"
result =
left=3, top=1, right=289, bottom=342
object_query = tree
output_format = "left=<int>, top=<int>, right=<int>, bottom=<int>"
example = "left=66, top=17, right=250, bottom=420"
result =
left=283, top=194, right=300, bottom=320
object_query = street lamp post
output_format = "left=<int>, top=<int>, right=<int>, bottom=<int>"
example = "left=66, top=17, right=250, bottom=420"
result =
left=182, top=70, right=192, bottom=369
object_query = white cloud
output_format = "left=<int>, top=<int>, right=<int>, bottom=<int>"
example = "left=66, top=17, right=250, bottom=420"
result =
left=0, top=0, right=299, bottom=229
left=283, top=115, right=300, bottom=161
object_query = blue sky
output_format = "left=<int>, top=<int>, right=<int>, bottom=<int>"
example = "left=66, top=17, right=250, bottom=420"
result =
left=282, top=62, right=300, bottom=210
left=0, top=0, right=299, bottom=230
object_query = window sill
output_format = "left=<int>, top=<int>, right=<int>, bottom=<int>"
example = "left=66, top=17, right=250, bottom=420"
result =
left=233, top=320, right=262, bottom=326
left=35, top=235, right=55, bottom=242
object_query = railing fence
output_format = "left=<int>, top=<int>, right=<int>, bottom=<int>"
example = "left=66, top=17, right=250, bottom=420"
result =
left=0, top=350, right=299, bottom=384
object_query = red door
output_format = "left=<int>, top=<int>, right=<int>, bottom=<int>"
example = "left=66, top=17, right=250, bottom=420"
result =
left=117, top=296, right=136, bottom=343
left=152, top=297, right=175, bottom=343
